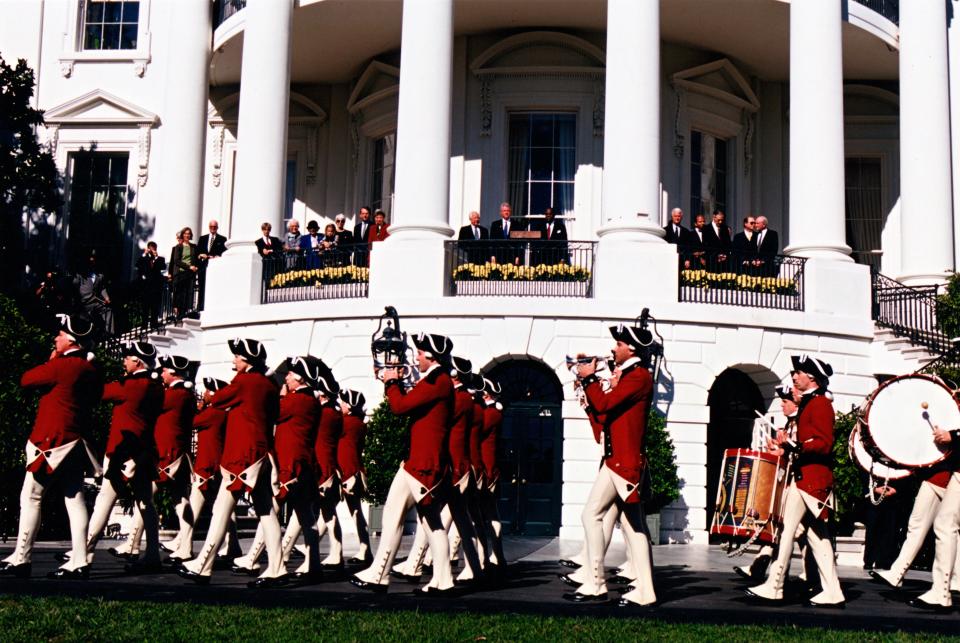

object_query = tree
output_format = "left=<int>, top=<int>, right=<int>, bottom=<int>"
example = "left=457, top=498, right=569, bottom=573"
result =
left=0, top=53, right=62, bottom=293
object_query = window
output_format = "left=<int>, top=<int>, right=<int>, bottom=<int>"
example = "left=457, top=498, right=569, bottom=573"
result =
left=284, top=158, right=297, bottom=223
left=82, top=0, right=140, bottom=51
left=67, top=152, right=130, bottom=279
left=690, top=130, right=728, bottom=219
left=371, top=134, right=396, bottom=217
left=508, top=113, right=576, bottom=218
left=845, top=157, right=883, bottom=271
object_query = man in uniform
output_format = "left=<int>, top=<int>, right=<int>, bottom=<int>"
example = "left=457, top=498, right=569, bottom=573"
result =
left=178, top=338, right=284, bottom=588
left=351, top=333, right=456, bottom=595
left=1, top=315, right=101, bottom=579
left=478, top=377, right=507, bottom=576
left=337, top=389, right=373, bottom=566
left=746, top=355, right=845, bottom=607
left=565, top=323, right=657, bottom=607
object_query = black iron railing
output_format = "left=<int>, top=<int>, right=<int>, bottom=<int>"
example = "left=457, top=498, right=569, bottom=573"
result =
left=871, top=270, right=951, bottom=355
left=677, top=246, right=806, bottom=311
left=261, top=245, right=369, bottom=303
left=853, top=0, right=899, bottom=25
left=445, top=240, right=596, bottom=297
left=214, top=0, right=247, bottom=29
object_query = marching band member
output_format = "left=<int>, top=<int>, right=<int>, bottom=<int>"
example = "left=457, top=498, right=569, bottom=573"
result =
left=85, top=341, right=165, bottom=574
left=178, top=338, right=284, bottom=588
left=337, top=389, right=373, bottom=566
left=478, top=377, right=507, bottom=576
left=468, top=375, right=489, bottom=567
left=564, top=323, right=656, bottom=608
left=0, top=315, right=101, bottom=579
left=746, top=355, right=845, bottom=607
left=351, top=333, right=456, bottom=595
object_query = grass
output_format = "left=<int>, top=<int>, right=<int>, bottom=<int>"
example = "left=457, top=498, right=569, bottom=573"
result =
left=0, top=595, right=955, bottom=642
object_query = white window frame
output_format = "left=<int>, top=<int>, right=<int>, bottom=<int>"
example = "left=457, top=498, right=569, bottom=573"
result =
left=59, top=0, right=153, bottom=78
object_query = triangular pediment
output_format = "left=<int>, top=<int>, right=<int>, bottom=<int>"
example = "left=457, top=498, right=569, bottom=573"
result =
left=347, top=61, right=400, bottom=114
left=672, top=59, right=760, bottom=113
left=44, top=89, right=158, bottom=126
left=471, top=32, right=605, bottom=78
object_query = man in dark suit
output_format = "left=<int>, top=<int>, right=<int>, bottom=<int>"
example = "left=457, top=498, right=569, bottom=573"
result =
left=457, top=211, right=489, bottom=264
left=353, top=207, right=371, bottom=267
left=731, top=215, right=757, bottom=274
left=663, top=208, right=688, bottom=245
left=255, top=222, right=284, bottom=281
left=683, top=214, right=708, bottom=270
left=489, top=202, right=525, bottom=265
left=533, top=207, right=568, bottom=265
left=135, top=242, right=166, bottom=328
left=702, top=210, right=732, bottom=271
left=197, top=220, right=227, bottom=311
left=753, top=216, right=780, bottom=276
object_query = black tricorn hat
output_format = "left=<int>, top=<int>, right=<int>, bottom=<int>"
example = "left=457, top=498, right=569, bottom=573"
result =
left=122, top=341, right=157, bottom=367
left=791, top=354, right=833, bottom=382
left=202, top=377, right=228, bottom=393
left=338, top=389, right=366, bottom=411
left=609, top=323, right=653, bottom=351
left=412, top=332, right=453, bottom=360
left=299, top=356, right=337, bottom=397
left=228, top=338, right=267, bottom=367
left=449, top=355, right=472, bottom=377
left=775, top=384, right=794, bottom=401
left=481, top=377, right=502, bottom=396
left=159, top=354, right=199, bottom=380
left=56, top=313, right=94, bottom=343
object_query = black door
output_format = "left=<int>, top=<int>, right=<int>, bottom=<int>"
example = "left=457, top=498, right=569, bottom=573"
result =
left=484, top=360, right=564, bottom=536
left=67, top=152, right=132, bottom=281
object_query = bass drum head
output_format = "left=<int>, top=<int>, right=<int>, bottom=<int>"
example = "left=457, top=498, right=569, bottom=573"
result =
left=848, top=424, right=911, bottom=480
left=864, top=374, right=957, bottom=468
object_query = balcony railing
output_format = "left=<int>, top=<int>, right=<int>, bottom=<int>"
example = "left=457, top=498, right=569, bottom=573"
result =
left=445, top=240, right=596, bottom=297
left=101, top=275, right=199, bottom=361
left=261, top=245, right=369, bottom=304
left=871, top=270, right=951, bottom=356
left=853, top=0, right=899, bottom=25
left=677, top=246, right=807, bottom=311
left=214, top=0, right=247, bottom=29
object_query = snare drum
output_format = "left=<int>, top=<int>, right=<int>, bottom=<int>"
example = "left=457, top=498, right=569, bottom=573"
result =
left=848, top=423, right=911, bottom=480
left=710, top=449, right=789, bottom=545
left=860, top=374, right=956, bottom=469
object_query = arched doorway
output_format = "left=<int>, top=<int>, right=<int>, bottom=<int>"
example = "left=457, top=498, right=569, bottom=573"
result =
left=706, top=367, right=765, bottom=538
left=483, top=359, right=564, bottom=536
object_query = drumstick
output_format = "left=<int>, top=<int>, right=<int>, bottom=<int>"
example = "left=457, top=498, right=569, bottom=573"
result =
left=921, top=402, right=937, bottom=434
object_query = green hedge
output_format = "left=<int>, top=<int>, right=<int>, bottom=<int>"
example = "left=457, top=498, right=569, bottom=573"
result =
left=645, top=410, right=681, bottom=515
left=361, top=399, right=411, bottom=505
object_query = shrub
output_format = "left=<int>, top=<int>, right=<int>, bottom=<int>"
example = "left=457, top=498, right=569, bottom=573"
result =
left=937, top=272, right=960, bottom=340
left=830, top=408, right=861, bottom=534
left=645, top=411, right=681, bottom=515
left=361, top=399, right=411, bottom=505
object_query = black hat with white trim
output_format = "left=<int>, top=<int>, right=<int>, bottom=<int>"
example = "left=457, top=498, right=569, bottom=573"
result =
left=412, top=332, right=453, bottom=361
left=228, top=338, right=267, bottom=369
left=609, top=323, right=653, bottom=352
left=159, top=354, right=199, bottom=380
left=122, top=341, right=157, bottom=368
left=481, top=377, right=502, bottom=397
left=774, top=384, right=794, bottom=401
left=338, top=389, right=366, bottom=412
left=202, top=377, right=228, bottom=393
left=790, top=354, right=833, bottom=383
left=287, top=356, right=318, bottom=386
left=56, top=313, right=94, bottom=345
left=449, top=355, right=472, bottom=378
left=307, top=356, right=338, bottom=398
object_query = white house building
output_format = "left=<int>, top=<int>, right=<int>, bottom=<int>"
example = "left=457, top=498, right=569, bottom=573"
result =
left=2, top=0, right=958, bottom=543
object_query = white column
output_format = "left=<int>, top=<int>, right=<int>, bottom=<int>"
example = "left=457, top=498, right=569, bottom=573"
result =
left=900, top=0, right=954, bottom=284
left=154, top=0, right=210, bottom=253
left=368, top=0, right=453, bottom=299
left=206, top=0, right=292, bottom=310
left=593, top=0, right=676, bottom=303
left=784, top=0, right=851, bottom=262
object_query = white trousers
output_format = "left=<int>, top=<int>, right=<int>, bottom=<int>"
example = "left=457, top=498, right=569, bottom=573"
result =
left=340, top=476, right=371, bottom=560
left=282, top=482, right=341, bottom=570
left=577, top=466, right=656, bottom=605
left=568, top=503, right=632, bottom=584
left=125, top=464, right=194, bottom=558
left=918, top=471, right=960, bottom=606
left=238, top=480, right=322, bottom=574
left=884, top=480, right=943, bottom=585
left=86, top=458, right=160, bottom=563
left=354, top=466, right=453, bottom=589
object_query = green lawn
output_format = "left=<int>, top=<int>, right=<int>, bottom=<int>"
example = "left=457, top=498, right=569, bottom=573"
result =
left=0, top=595, right=953, bottom=642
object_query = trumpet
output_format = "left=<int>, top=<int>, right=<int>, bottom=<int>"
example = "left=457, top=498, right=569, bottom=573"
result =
left=565, top=355, right=612, bottom=373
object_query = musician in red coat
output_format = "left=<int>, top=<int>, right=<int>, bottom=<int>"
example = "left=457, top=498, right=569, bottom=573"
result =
left=748, top=354, right=845, bottom=607
left=1, top=315, right=101, bottom=580
left=338, top=389, right=372, bottom=565
left=352, top=332, right=456, bottom=595
left=477, top=377, right=507, bottom=575
left=178, top=338, right=285, bottom=588
left=85, top=341, right=165, bottom=575
left=565, top=323, right=656, bottom=607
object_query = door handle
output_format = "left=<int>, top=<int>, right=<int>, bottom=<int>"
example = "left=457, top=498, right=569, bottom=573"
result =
left=511, top=478, right=517, bottom=484
left=521, top=479, right=527, bottom=485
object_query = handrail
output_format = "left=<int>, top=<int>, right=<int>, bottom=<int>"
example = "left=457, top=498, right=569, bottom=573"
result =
left=214, top=0, right=247, bottom=29
left=852, top=0, right=899, bottom=25
left=261, top=245, right=370, bottom=303
left=871, top=269, right=951, bottom=356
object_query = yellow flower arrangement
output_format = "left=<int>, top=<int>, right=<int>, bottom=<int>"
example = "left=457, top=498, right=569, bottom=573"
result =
left=680, top=269, right=799, bottom=295
left=452, top=261, right=591, bottom=282
left=269, top=265, right=370, bottom=289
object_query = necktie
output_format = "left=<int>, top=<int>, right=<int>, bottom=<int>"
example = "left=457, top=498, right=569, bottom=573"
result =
left=209, top=235, right=214, bottom=252
left=504, top=222, right=509, bottom=238
left=674, top=225, right=679, bottom=237
left=758, top=231, right=764, bottom=247
left=547, top=224, right=552, bottom=239
left=473, top=226, right=479, bottom=240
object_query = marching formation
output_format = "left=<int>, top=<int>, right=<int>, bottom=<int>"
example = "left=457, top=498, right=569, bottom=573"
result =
left=3, top=309, right=960, bottom=615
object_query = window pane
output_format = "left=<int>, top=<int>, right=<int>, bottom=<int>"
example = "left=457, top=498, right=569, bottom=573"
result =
left=530, top=116, right=553, bottom=147
left=86, top=2, right=104, bottom=22
left=554, top=183, right=574, bottom=214
left=123, top=1, right=140, bottom=22
left=530, top=148, right=552, bottom=181
left=84, top=25, right=103, bottom=50
left=103, top=24, right=121, bottom=49
left=554, top=115, right=576, bottom=147
left=508, top=182, right=528, bottom=217
left=553, top=149, right=575, bottom=181
left=530, top=183, right=551, bottom=214
left=104, top=2, right=123, bottom=22
left=91, top=157, right=110, bottom=185
left=508, top=115, right=530, bottom=148
left=120, top=24, right=138, bottom=49
left=110, top=156, right=129, bottom=185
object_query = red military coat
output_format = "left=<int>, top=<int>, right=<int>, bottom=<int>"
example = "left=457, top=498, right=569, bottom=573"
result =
left=447, top=386, right=474, bottom=482
left=792, top=392, right=835, bottom=504
left=193, top=405, right=226, bottom=487
left=154, top=382, right=195, bottom=479
left=212, top=370, right=279, bottom=476
left=470, top=396, right=485, bottom=483
left=274, top=387, right=319, bottom=485
left=102, top=370, right=164, bottom=459
left=385, top=366, right=453, bottom=495
left=315, top=401, right=343, bottom=486
left=338, top=412, right=367, bottom=481
left=584, top=361, right=652, bottom=503
left=21, top=349, right=101, bottom=457
left=925, top=468, right=952, bottom=489
left=481, top=402, right=503, bottom=484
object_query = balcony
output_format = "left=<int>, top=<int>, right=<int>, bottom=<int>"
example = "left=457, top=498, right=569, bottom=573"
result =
left=444, top=240, right=596, bottom=298
left=853, top=0, right=898, bottom=25
left=677, top=247, right=807, bottom=311
left=261, top=246, right=369, bottom=304
left=214, top=0, right=246, bottom=29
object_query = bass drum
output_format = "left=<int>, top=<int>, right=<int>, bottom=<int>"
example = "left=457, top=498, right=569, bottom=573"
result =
left=861, top=373, right=956, bottom=469
left=710, top=449, right=789, bottom=545
left=848, top=423, right=911, bottom=480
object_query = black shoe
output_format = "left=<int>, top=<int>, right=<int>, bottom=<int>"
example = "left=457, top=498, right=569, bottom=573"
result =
left=618, top=598, right=656, bottom=609
left=350, top=577, right=388, bottom=594
left=733, top=566, right=752, bottom=580
left=53, top=552, right=71, bottom=564
left=558, top=559, right=579, bottom=569
left=804, top=599, right=846, bottom=610
left=348, top=555, right=373, bottom=567
left=165, top=555, right=187, bottom=566
left=867, top=569, right=899, bottom=589
left=176, top=566, right=211, bottom=585
left=743, top=588, right=783, bottom=604
left=107, top=548, right=138, bottom=561
left=414, top=585, right=457, bottom=597
left=390, top=570, right=422, bottom=583
left=0, top=562, right=31, bottom=579
left=320, top=561, right=344, bottom=571
left=907, top=597, right=952, bottom=613
left=558, top=573, right=580, bottom=588
left=608, top=575, right=631, bottom=585
left=124, top=559, right=163, bottom=575
left=47, top=566, right=90, bottom=580
left=248, top=575, right=289, bottom=589
left=562, top=592, right=609, bottom=603
left=230, top=564, right=260, bottom=576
